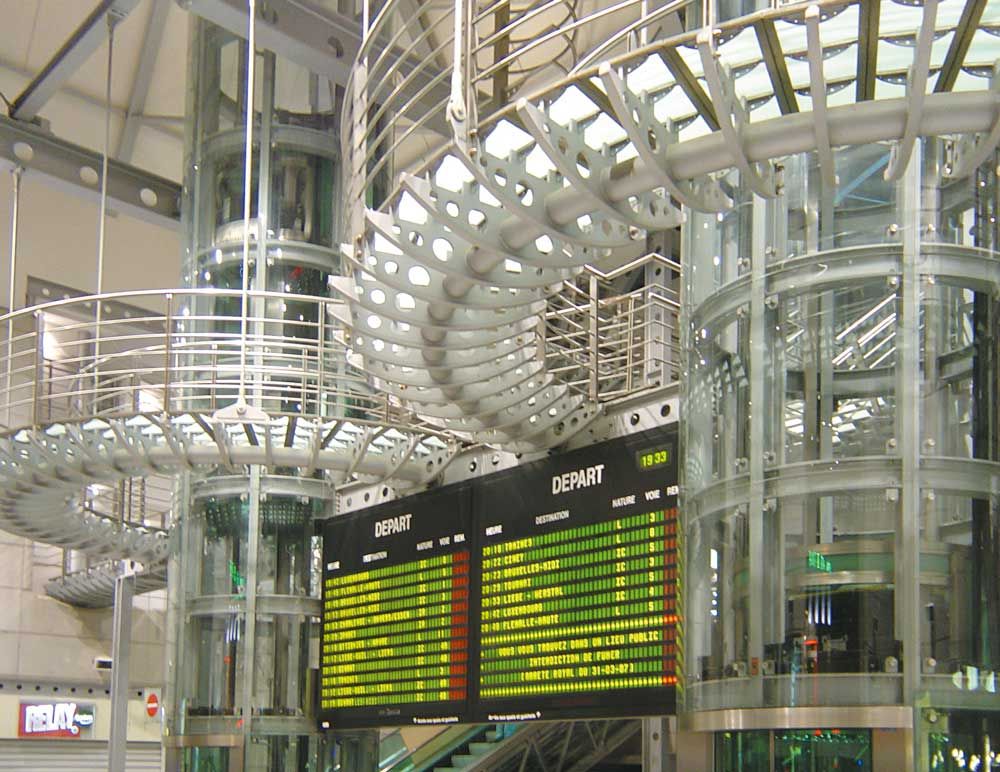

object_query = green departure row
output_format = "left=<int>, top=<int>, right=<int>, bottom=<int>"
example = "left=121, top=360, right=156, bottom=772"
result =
left=325, top=663, right=463, bottom=686
left=481, top=556, right=670, bottom=599
left=481, top=571, right=666, bottom=614
left=481, top=603, right=674, bottom=638
left=326, top=588, right=465, bottom=624
left=326, top=560, right=458, bottom=597
left=483, top=511, right=668, bottom=558
left=326, top=551, right=466, bottom=590
left=324, top=612, right=462, bottom=644
left=479, top=673, right=673, bottom=699
left=481, top=628, right=668, bottom=660
left=481, top=644, right=670, bottom=674
left=324, top=602, right=456, bottom=636
left=320, top=689, right=452, bottom=709
left=325, top=576, right=455, bottom=613
left=481, top=586, right=669, bottom=623
left=481, top=658, right=667, bottom=685
left=482, top=524, right=667, bottom=572
left=481, top=548, right=671, bottom=586
left=320, top=676, right=455, bottom=698
left=324, top=639, right=455, bottom=663
left=480, top=614, right=671, bottom=646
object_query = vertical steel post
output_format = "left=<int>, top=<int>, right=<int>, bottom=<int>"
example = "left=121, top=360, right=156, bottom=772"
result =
left=748, top=193, right=768, bottom=695
left=32, top=310, right=44, bottom=427
left=642, top=717, right=675, bottom=772
left=241, top=465, right=262, bottom=754
left=589, top=273, right=600, bottom=401
left=6, top=165, right=23, bottom=428
left=163, top=292, right=173, bottom=413
left=108, top=562, right=135, bottom=772
left=339, top=730, right=379, bottom=772
left=897, top=140, right=922, bottom=709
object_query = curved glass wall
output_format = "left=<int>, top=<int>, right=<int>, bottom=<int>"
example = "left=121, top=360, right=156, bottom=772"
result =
left=681, top=141, right=1000, bottom=746
left=168, top=15, right=345, bottom=770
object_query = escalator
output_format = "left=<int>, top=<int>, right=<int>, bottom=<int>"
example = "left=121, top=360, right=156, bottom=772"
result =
left=379, top=720, right=640, bottom=772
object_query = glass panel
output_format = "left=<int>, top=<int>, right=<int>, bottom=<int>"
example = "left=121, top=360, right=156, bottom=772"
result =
left=715, top=730, right=770, bottom=772
left=190, top=614, right=242, bottom=716
left=773, top=729, right=873, bottom=771
left=926, top=709, right=1000, bottom=772
left=687, top=507, right=750, bottom=683
left=197, top=496, right=250, bottom=596
left=773, top=493, right=898, bottom=679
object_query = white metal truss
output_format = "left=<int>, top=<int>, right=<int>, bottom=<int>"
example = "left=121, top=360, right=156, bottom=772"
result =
left=0, top=412, right=454, bottom=567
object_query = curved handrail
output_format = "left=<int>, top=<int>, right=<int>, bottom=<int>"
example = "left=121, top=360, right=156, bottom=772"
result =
left=0, top=287, right=446, bottom=438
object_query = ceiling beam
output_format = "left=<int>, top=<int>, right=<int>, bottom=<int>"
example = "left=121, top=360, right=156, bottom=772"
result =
left=657, top=47, right=720, bottom=131
left=754, top=18, right=798, bottom=115
left=183, top=0, right=359, bottom=85
left=11, top=0, right=143, bottom=121
left=118, top=0, right=171, bottom=162
left=856, top=0, right=880, bottom=102
left=0, top=114, right=181, bottom=228
left=934, top=0, right=987, bottom=93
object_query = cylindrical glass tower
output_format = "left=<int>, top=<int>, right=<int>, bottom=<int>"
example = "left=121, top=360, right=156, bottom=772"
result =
left=682, top=140, right=1000, bottom=769
left=166, top=15, right=348, bottom=770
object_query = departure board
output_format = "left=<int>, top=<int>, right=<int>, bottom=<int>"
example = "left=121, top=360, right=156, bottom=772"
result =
left=319, top=486, right=472, bottom=728
left=319, top=426, right=678, bottom=728
left=473, top=429, right=678, bottom=721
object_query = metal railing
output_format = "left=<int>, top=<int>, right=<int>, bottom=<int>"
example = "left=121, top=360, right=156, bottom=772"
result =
left=342, top=0, right=703, bottom=219
left=544, top=255, right=681, bottom=402
left=0, top=287, right=431, bottom=436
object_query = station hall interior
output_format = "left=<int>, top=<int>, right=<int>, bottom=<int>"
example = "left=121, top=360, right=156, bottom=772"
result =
left=0, top=0, right=998, bottom=769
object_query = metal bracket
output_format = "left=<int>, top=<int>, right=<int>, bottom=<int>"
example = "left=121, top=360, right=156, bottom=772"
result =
left=947, top=60, right=1000, bottom=179
left=884, top=0, right=939, bottom=181
left=599, top=64, right=729, bottom=212
left=516, top=98, right=683, bottom=230
left=697, top=27, right=778, bottom=198
left=805, top=5, right=836, bottom=192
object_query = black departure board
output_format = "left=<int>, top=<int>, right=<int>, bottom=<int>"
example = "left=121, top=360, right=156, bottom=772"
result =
left=478, top=511, right=677, bottom=699
left=318, top=427, right=678, bottom=729
left=473, top=429, right=678, bottom=721
left=319, top=487, right=472, bottom=728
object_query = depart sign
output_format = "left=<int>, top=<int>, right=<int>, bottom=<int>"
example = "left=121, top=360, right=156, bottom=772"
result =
left=319, top=426, right=679, bottom=728
left=18, top=701, right=96, bottom=739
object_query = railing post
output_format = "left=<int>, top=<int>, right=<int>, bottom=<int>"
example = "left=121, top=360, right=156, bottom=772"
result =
left=317, top=305, right=326, bottom=419
left=626, top=294, right=636, bottom=394
left=163, top=292, right=173, bottom=414
left=31, top=310, right=44, bottom=427
left=588, top=274, right=599, bottom=402
left=210, top=344, right=218, bottom=411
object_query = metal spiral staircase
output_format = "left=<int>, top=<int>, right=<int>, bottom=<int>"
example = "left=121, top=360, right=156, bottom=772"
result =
left=338, top=0, right=1000, bottom=451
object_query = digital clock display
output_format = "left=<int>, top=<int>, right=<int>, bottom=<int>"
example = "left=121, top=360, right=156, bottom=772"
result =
left=636, top=445, right=672, bottom=471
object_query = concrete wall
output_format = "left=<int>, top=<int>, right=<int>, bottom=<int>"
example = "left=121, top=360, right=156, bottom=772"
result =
left=0, top=531, right=167, bottom=686
left=0, top=169, right=180, bottom=690
left=0, top=166, right=181, bottom=310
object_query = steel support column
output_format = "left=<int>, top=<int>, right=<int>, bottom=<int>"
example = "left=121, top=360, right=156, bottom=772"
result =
left=897, top=141, right=922, bottom=716
left=241, top=466, right=262, bottom=749
left=642, top=717, right=675, bottom=772
left=108, top=562, right=135, bottom=772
